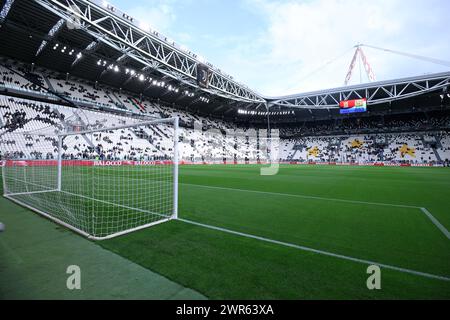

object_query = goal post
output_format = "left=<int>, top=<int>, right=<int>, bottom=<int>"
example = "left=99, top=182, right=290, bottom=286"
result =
left=2, top=117, right=179, bottom=240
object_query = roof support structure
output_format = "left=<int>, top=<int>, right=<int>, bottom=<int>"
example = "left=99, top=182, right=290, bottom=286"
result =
left=71, top=40, right=101, bottom=68
left=0, top=0, right=15, bottom=22
left=35, top=18, right=65, bottom=57
left=34, top=0, right=265, bottom=104
left=269, top=72, right=450, bottom=109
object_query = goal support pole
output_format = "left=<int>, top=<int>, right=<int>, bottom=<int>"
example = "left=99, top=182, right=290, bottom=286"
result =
left=2, top=161, right=7, bottom=196
left=57, top=135, right=62, bottom=191
left=173, top=117, right=179, bottom=220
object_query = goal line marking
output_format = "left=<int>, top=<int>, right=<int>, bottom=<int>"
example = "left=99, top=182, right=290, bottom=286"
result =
left=7, top=189, right=58, bottom=197
left=58, top=190, right=171, bottom=220
left=182, top=183, right=450, bottom=239
left=178, top=218, right=450, bottom=282
left=4, top=177, right=171, bottom=220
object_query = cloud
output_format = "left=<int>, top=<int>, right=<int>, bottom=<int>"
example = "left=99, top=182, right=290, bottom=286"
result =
left=124, top=1, right=177, bottom=35
left=219, top=0, right=450, bottom=96
left=113, top=0, right=450, bottom=97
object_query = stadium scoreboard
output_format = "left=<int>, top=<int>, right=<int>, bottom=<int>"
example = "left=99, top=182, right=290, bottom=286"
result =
left=339, top=98, right=367, bottom=114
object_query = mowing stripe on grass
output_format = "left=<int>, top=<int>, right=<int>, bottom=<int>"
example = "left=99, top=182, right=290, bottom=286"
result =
left=420, top=208, right=450, bottom=240
left=181, top=183, right=422, bottom=209
left=178, top=218, right=450, bottom=282
left=183, top=183, right=450, bottom=241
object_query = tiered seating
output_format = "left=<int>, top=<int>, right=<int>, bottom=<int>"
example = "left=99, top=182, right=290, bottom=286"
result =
left=0, top=95, right=270, bottom=163
left=50, top=77, right=111, bottom=104
left=282, top=132, right=448, bottom=164
left=0, top=64, right=48, bottom=93
left=1, top=59, right=449, bottom=165
left=0, top=96, right=162, bottom=160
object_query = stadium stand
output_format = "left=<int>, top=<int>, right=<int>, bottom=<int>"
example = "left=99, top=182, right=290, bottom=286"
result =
left=1, top=59, right=450, bottom=166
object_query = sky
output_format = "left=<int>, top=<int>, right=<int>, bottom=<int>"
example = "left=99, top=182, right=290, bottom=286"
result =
left=109, top=0, right=450, bottom=96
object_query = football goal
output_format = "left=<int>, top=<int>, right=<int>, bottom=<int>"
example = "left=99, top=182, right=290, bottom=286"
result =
left=2, top=117, right=179, bottom=240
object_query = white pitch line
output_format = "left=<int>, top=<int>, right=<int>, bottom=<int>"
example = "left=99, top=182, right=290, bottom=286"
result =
left=421, top=208, right=450, bottom=240
left=181, top=183, right=422, bottom=209
left=179, top=218, right=450, bottom=282
left=5, top=176, right=56, bottom=192
left=182, top=183, right=450, bottom=241
left=7, top=189, right=58, bottom=197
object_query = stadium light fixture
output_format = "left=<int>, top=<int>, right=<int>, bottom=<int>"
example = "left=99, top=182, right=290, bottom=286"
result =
left=139, top=74, right=145, bottom=81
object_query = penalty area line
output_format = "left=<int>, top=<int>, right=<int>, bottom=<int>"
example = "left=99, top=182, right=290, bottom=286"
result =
left=178, top=218, right=450, bottom=282
left=181, top=183, right=450, bottom=239
left=421, top=208, right=450, bottom=240
left=181, top=183, right=422, bottom=209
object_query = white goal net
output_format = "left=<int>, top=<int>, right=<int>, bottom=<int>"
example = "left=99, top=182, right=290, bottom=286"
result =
left=2, top=118, right=179, bottom=240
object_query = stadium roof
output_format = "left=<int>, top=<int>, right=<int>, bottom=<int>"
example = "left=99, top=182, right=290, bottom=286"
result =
left=266, top=71, right=450, bottom=109
left=0, top=0, right=449, bottom=120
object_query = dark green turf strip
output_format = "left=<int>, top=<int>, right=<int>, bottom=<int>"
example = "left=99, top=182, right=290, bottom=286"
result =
left=0, top=195, right=205, bottom=300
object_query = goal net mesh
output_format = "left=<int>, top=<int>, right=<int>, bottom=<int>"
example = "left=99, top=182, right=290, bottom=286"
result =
left=2, top=119, right=178, bottom=239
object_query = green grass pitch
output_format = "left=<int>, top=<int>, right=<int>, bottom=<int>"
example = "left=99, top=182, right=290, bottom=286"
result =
left=3, top=164, right=450, bottom=299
